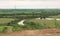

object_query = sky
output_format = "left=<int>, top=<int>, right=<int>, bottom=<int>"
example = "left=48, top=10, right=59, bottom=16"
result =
left=0, top=0, right=60, bottom=9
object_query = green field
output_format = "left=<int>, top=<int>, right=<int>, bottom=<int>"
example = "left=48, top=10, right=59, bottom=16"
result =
left=49, top=15, right=60, bottom=18
left=0, top=9, right=60, bottom=32
left=0, top=9, right=60, bottom=19
left=0, top=26, right=7, bottom=32
left=24, top=18, right=60, bottom=28
left=0, top=18, right=14, bottom=24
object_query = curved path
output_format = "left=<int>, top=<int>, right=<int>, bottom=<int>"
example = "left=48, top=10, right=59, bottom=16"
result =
left=36, top=18, right=60, bottom=20
left=17, top=18, right=60, bottom=25
left=18, top=20, right=25, bottom=25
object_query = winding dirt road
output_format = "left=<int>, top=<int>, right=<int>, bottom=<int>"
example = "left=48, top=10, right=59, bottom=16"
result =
left=36, top=18, right=60, bottom=20
left=18, top=20, right=25, bottom=25
left=17, top=18, right=60, bottom=25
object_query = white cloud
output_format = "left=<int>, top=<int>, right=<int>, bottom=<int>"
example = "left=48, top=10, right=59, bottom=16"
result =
left=0, top=0, right=60, bottom=9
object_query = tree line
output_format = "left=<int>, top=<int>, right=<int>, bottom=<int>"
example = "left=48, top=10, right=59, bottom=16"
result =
left=0, top=11, right=60, bottom=19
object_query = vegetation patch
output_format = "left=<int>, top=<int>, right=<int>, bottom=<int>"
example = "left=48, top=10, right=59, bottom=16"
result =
left=0, top=26, right=8, bottom=33
left=0, top=18, right=14, bottom=24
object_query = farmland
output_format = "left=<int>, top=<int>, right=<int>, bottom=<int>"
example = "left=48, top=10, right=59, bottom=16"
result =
left=0, top=9, right=60, bottom=36
left=0, top=9, right=60, bottom=19
left=24, top=18, right=60, bottom=28
left=0, top=18, right=14, bottom=24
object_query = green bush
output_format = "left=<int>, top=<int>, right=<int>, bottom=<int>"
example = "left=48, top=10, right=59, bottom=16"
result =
left=2, top=27, right=8, bottom=33
left=7, top=19, right=21, bottom=26
left=12, top=24, right=24, bottom=32
left=0, top=26, right=8, bottom=33
left=24, top=21, right=46, bottom=30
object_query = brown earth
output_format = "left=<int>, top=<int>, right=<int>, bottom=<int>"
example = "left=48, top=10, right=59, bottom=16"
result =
left=0, top=28, right=60, bottom=36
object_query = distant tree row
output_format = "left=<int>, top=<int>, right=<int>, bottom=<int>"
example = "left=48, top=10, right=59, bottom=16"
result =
left=0, top=10, right=60, bottom=19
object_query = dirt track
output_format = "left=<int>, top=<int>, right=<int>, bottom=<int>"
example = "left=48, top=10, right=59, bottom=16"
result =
left=0, top=28, right=60, bottom=36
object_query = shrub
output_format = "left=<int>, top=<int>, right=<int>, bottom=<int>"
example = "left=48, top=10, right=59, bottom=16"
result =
left=24, top=21, right=46, bottom=30
left=12, top=24, right=24, bottom=32
left=2, top=27, right=8, bottom=33
left=7, top=19, right=21, bottom=26
left=0, top=26, right=8, bottom=33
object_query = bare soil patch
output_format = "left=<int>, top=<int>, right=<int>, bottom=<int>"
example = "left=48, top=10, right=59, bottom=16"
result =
left=0, top=28, right=60, bottom=36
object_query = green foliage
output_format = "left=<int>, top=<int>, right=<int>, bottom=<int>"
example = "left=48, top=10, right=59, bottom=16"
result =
left=24, top=19, right=60, bottom=29
left=0, top=9, right=60, bottom=18
left=0, top=26, right=8, bottom=33
left=0, top=18, right=14, bottom=24
left=0, top=9, right=60, bottom=32
left=24, top=21, right=46, bottom=30
left=7, top=19, right=21, bottom=26
left=12, top=24, right=25, bottom=32
left=12, top=20, right=46, bottom=32
left=2, top=27, right=8, bottom=33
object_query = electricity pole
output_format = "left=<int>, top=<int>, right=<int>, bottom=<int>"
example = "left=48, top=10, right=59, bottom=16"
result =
left=14, top=2, right=17, bottom=19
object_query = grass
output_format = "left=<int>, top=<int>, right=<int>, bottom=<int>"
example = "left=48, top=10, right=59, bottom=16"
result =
left=0, top=18, right=14, bottom=24
left=0, top=18, right=60, bottom=32
left=49, top=15, right=60, bottom=18
left=0, top=26, right=8, bottom=33
left=24, top=18, right=60, bottom=28
left=0, top=17, right=60, bottom=32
